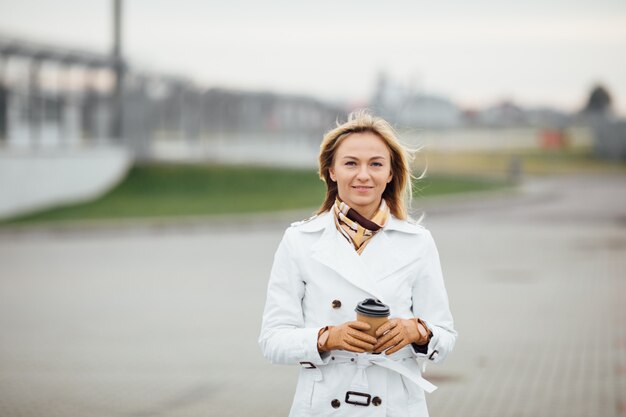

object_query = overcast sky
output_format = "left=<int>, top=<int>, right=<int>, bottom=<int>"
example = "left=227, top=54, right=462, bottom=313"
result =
left=1, top=0, right=626, bottom=114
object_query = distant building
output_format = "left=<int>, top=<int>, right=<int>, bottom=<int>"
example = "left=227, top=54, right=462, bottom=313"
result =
left=0, top=35, right=346, bottom=160
left=371, top=72, right=461, bottom=128
left=478, top=101, right=528, bottom=127
left=200, top=87, right=342, bottom=138
left=0, top=82, right=7, bottom=141
left=395, top=95, right=461, bottom=128
left=590, top=118, right=626, bottom=160
left=526, top=108, right=572, bottom=129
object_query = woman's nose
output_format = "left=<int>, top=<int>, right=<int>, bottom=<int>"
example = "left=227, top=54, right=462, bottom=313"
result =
left=356, top=165, right=370, bottom=180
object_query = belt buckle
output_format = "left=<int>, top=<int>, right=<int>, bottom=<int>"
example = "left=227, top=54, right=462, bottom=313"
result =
left=345, top=391, right=371, bottom=406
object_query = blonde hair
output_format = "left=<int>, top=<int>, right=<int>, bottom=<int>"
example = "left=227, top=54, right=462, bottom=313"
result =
left=316, top=109, right=419, bottom=220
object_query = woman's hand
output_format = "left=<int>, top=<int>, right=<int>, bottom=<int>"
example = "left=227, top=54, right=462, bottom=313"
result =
left=320, top=321, right=378, bottom=353
left=373, top=318, right=430, bottom=355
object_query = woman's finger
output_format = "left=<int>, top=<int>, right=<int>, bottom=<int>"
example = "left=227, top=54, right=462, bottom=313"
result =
left=348, top=328, right=377, bottom=345
left=347, top=336, right=375, bottom=351
left=373, top=329, right=400, bottom=351
left=342, top=339, right=368, bottom=353
left=385, top=338, right=409, bottom=355
left=375, top=320, right=398, bottom=337
left=375, top=333, right=404, bottom=353
left=348, top=321, right=372, bottom=331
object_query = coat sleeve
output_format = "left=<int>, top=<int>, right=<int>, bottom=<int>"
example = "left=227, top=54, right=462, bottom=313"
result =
left=258, top=228, right=329, bottom=366
left=410, top=229, right=457, bottom=363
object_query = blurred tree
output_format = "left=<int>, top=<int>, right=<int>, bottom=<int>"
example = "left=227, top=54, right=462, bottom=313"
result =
left=584, top=84, right=612, bottom=114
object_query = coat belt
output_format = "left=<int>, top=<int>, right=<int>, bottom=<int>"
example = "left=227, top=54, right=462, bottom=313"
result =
left=326, top=347, right=437, bottom=394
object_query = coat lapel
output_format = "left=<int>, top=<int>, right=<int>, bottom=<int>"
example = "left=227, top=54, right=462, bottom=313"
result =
left=359, top=229, right=418, bottom=282
left=310, top=213, right=387, bottom=302
left=360, top=214, right=424, bottom=281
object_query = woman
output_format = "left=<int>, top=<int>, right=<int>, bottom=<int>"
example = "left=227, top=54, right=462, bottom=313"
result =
left=259, top=110, right=457, bottom=417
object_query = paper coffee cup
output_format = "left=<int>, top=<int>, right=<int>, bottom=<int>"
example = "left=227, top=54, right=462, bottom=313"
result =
left=355, top=298, right=390, bottom=337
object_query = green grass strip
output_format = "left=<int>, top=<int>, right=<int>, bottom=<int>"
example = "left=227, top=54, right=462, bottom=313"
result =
left=1, top=163, right=507, bottom=225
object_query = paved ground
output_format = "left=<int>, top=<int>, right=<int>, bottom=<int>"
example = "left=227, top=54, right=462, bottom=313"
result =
left=0, top=173, right=624, bottom=417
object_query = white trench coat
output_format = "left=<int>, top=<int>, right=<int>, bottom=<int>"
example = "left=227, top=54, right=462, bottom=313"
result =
left=259, top=211, right=457, bottom=417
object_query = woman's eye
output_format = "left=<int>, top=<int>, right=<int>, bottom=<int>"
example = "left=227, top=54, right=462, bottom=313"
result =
left=372, top=162, right=383, bottom=167
left=345, top=161, right=356, bottom=166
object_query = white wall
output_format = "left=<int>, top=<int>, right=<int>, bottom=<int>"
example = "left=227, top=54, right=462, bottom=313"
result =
left=0, top=146, right=132, bottom=220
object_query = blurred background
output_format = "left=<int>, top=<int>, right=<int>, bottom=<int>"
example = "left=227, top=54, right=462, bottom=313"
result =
left=0, top=1, right=624, bottom=416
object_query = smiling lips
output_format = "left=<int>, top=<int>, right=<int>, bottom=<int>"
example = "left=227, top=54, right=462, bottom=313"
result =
left=353, top=186, right=373, bottom=192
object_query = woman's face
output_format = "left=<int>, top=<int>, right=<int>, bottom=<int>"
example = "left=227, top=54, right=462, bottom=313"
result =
left=329, top=131, right=393, bottom=219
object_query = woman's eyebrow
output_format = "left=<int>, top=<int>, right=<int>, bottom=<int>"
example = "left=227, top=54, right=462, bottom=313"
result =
left=342, top=155, right=387, bottom=160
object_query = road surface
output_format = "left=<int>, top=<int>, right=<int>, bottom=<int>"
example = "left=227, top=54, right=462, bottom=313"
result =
left=0, top=174, right=624, bottom=417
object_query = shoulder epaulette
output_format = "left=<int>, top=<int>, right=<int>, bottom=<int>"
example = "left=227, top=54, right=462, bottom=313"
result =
left=290, top=214, right=319, bottom=227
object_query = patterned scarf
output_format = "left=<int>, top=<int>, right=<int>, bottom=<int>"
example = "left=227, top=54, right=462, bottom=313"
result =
left=332, top=197, right=390, bottom=255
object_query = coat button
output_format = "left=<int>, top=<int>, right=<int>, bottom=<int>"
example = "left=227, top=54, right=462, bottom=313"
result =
left=372, top=396, right=382, bottom=406
left=332, top=299, right=342, bottom=309
left=331, top=399, right=341, bottom=408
